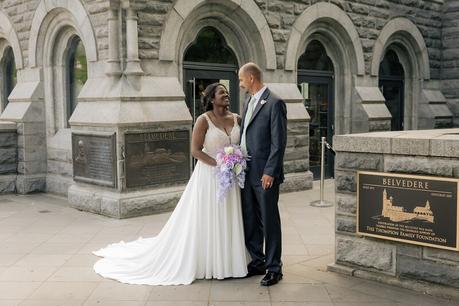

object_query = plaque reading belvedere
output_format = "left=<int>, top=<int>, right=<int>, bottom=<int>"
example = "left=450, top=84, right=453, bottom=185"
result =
left=124, top=131, right=190, bottom=189
left=72, top=133, right=117, bottom=187
left=357, top=171, right=459, bottom=251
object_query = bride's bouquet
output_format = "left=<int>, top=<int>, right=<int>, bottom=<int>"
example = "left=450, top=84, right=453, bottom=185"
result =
left=215, top=144, right=248, bottom=202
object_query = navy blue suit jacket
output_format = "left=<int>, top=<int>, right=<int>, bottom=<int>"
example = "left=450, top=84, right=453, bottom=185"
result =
left=240, top=87, right=287, bottom=185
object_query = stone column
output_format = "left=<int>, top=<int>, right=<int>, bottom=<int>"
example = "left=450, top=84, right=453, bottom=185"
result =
left=106, top=8, right=122, bottom=77
left=124, top=7, right=143, bottom=79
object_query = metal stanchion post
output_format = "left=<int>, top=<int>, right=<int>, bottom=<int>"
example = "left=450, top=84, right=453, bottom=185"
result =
left=311, top=136, right=333, bottom=207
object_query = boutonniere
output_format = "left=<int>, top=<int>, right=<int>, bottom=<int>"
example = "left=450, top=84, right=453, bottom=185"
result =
left=260, top=99, right=268, bottom=105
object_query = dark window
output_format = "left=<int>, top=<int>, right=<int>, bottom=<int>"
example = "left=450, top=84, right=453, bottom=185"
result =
left=184, top=27, right=237, bottom=65
left=2, top=47, right=16, bottom=110
left=298, top=40, right=333, bottom=72
left=66, top=37, right=87, bottom=125
left=379, top=50, right=404, bottom=79
left=379, top=49, right=404, bottom=131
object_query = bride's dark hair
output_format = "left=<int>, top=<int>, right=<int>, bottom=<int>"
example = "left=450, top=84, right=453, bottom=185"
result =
left=201, top=83, right=228, bottom=112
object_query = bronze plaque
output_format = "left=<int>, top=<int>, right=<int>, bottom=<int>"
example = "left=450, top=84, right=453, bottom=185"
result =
left=72, top=133, right=117, bottom=187
left=124, top=131, right=190, bottom=189
left=357, top=171, right=459, bottom=251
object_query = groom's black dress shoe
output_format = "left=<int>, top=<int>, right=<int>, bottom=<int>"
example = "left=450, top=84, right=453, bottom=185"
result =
left=246, top=268, right=265, bottom=278
left=260, top=272, right=283, bottom=286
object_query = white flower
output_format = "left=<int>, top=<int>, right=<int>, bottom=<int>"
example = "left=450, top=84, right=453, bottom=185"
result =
left=224, top=146, right=234, bottom=154
left=233, top=163, right=243, bottom=175
left=260, top=99, right=267, bottom=105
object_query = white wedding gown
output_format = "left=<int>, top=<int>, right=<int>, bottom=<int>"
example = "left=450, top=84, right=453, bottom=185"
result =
left=93, top=113, right=248, bottom=285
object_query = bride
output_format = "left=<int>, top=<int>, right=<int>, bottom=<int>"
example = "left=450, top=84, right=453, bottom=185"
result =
left=93, top=83, right=248, bottom=285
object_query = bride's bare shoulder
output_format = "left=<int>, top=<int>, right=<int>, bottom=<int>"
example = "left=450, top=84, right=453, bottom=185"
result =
left=232, top=112, right=242, bottom=125
left=194, top=114, right=209, bottom=129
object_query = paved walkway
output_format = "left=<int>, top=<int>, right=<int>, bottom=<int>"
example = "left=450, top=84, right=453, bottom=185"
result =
left=0, top=180, right=457, bottom=306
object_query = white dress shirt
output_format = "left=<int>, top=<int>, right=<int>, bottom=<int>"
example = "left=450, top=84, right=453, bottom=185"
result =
left=251, top=85, right=267, bottom=108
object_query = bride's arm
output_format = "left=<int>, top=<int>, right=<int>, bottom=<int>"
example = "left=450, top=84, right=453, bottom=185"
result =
left=191, top=116, right=217, bottom=166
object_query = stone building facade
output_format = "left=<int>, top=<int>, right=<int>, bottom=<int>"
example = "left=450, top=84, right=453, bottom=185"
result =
left=0, top=0, right=457, bottom=217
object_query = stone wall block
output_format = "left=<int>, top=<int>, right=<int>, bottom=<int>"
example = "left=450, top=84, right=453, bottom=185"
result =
left=336, top=192, right=357, bottom=215
left=282, top=15, right=295, bottom=27
left=384, top=155, right=453, bottom=176
left=117, top=192, right=181, bottom=218
left=287, top=122, right=309, bottom=136
left=280, top=172, right=313, bottom=193
left=397, top=255, right=459, bottom=288
left=336, top=214, right=356, bottom=233
left=284, top=160, right=309, bottom=173
left=423, top=247, right=459, bottom=264
left=369, top=120, right=391, bottom=132
left=335, top=170, right=357, bottom=193
left=334, top=135, right=392, bottom=154
left=336, top=236, right=395, bottom=272
left=293, top=3, right=307, bottom=15
left=287, top=135, right=308, bottom=147
left=430, top=138, right=459, bottom=157
left=335, top=152, right=383, bottom=171
left=349, top=2, right=370, bottom=15
left=18, top=146, right=46, bottom=164
left=16, top=122, right=45, bottom=136
left=47, top=160, right=73, bottom=177
left=47, top=148, right=72, bottom=163
left=397, top=244, right=422, bottom=259
left=16, top=175, right=46, bottom=194
left=46, top=175, right=72, bottom=195
left=272, top=29, right=290, bottom=42
left=0, top=131, right=17, bottom=176
left=0, top=148, right=17, bottom=165
left=68, top=189, right=102, bottom=214
left=0, top=177, right=16, bottom=193
left=453, top=164, right=459, bottom=178
left=391, top=138, right=430, bottom=156
left=0, top=132, right=17, bottom=147
left=284, top=146, right=308, bottom=162
left=17, top=134, right=46, bottom=151
left=17, top=161, right=47, bottom=175
left=434, top=118, right=454, bottom=128
left=266, top=13, right=281, bottom=29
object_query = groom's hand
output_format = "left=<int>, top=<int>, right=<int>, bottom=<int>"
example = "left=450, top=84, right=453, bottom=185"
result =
left=261, top=174, right=274, bottom=190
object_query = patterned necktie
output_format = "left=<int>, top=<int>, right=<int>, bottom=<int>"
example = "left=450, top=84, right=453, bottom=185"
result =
left=241, top=96, right=256, bottom=155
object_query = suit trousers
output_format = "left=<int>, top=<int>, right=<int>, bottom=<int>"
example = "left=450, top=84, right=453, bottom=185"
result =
left=241, top=180, right=282, bottom=274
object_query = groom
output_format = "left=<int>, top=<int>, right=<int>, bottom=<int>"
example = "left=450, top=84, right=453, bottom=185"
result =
left=239, top=62, right=287, bottom=286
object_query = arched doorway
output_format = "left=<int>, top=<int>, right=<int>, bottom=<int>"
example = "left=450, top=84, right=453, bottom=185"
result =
left=379, top=49, right=404, bottom=131
left=183, top=27, right=239, bottom=122
left=297, top=40, right=334, bottom=179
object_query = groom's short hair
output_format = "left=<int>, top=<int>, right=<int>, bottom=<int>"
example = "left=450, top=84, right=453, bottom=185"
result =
left=241, top=63, right=263, bottom=82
